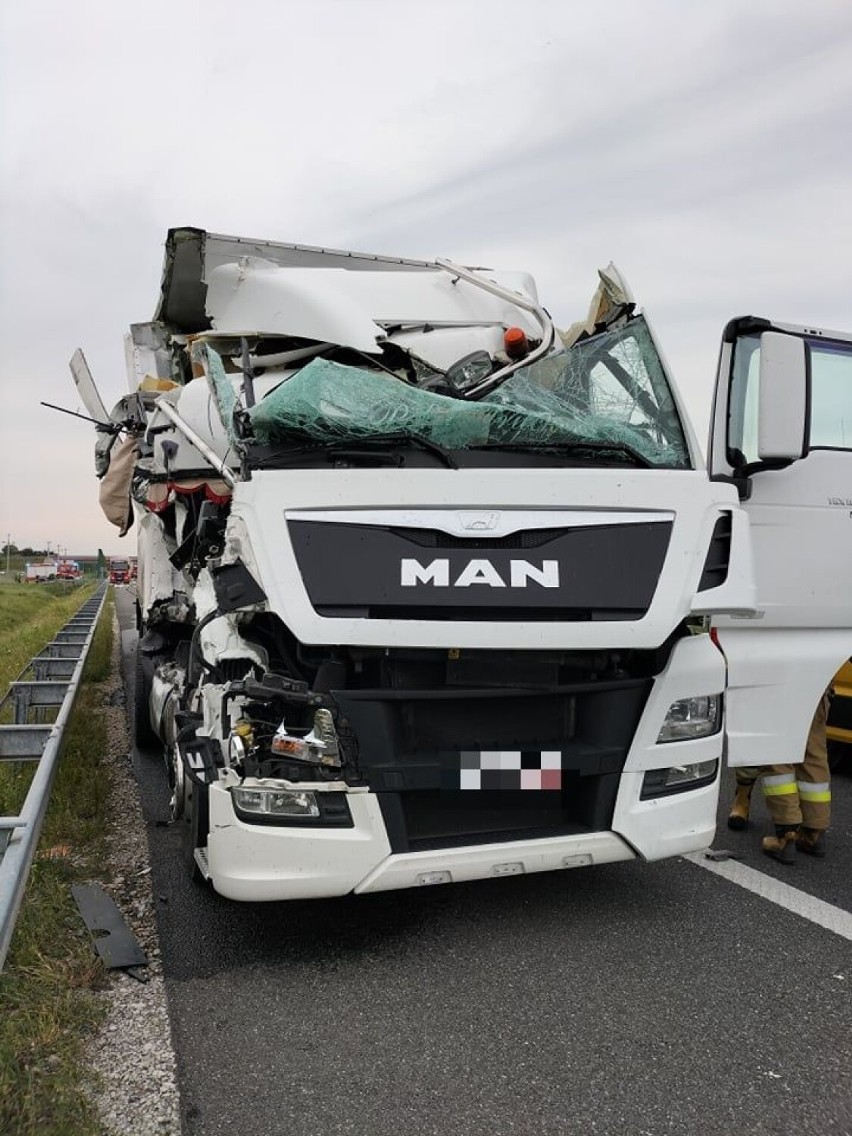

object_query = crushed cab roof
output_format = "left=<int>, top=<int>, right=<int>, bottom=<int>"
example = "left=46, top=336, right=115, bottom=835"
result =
left=155, top=226, right=441, bottom=333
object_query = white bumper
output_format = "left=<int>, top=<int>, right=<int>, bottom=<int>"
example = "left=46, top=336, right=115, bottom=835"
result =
left=206, top=786, right=637, bottom=901
left=205, top=780, right=716, bottom=902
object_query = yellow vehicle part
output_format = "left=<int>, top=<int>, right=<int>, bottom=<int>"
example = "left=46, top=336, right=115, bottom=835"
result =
left=827, top=659, right=852, bottom=759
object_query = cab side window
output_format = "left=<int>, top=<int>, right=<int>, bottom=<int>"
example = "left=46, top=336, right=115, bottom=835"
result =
left=728, top=334, right=852, bottom=464
left=808, top=340, right=852, bottom=451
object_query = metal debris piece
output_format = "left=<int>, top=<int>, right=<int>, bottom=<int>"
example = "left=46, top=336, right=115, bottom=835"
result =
left=71, top=884, right=148, bottom=970
left=124, top=965, right=150, bottom=984
left=704, top=849, right=743, bottom=862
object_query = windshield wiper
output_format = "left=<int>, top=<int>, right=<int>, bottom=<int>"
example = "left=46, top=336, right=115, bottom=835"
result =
left=250, top=443, right=328, bottom=469
left=250, top=432, right=458, bottom=470
left=469, top=440, right=653, bottom=467
left=329, top=432, right=458, bottom=469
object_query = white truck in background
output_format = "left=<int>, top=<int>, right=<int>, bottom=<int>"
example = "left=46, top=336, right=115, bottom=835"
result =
left=72, top=227, right=852, bottom=901
left=24, top=562, right=59, bottom=583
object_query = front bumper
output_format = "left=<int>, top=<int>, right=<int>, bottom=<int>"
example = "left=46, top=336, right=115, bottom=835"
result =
left=205, top=774, right=718, bottom=902
left=206, top=786, right=636, bottom=901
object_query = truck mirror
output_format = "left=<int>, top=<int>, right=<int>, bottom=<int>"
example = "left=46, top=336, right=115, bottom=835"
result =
left=757, top=331, right=808, bottom=461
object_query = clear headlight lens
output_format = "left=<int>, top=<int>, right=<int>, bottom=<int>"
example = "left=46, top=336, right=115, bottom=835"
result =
left=641, top=759, right=719, bottom=799
left=232, top=787, right=320, bottom=818
left=657, top=694, right=722, bottom=743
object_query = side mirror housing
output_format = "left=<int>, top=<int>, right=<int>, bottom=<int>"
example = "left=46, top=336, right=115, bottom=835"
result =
left=757, top=331, right=808, bottom=461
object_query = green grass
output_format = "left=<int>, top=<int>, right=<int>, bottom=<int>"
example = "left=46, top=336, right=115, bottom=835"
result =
left=0, top=589, right=116, bottom=1136
left=0, top=583, right=98, bottom=694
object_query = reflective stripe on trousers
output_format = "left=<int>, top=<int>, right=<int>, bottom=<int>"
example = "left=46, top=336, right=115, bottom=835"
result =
left=762, top=773, right=797, bottom=796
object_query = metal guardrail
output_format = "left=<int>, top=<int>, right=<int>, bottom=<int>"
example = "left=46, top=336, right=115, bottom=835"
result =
left=0, top=583, right=108, bottom=970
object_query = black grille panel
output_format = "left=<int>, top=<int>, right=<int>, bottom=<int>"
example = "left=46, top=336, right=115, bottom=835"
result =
left=290, top=519, right=672, bottom=618
left=388, top=787, right=608, bottom=852
left=334, top=675, right=651, bottom=850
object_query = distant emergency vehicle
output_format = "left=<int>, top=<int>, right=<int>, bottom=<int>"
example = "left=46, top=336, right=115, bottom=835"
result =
left=108, top=557, right=131, bottom=585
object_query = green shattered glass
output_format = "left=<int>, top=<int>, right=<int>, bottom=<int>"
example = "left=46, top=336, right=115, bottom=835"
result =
left=205, top=315, right=689, bottom=467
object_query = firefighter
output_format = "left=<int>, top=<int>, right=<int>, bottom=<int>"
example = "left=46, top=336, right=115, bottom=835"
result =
left=726, top=694, right=831, bottom=863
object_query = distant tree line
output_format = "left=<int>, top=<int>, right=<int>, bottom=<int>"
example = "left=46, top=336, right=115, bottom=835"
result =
left=1, top=543, right=54, bottom=556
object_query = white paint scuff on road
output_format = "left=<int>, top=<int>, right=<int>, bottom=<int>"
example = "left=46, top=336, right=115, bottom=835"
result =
left=683, top=852, right=852, bottom=943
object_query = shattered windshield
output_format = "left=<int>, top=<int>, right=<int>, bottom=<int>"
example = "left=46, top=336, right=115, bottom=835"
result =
left=206, top=315, right=689, bottom=468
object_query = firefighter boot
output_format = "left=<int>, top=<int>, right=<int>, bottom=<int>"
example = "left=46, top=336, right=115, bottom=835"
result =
left=796, top=828, right=827, bottom=858
left=761, top=826, right=798, bottom=865
left=727, top=783, right=754, bottom=831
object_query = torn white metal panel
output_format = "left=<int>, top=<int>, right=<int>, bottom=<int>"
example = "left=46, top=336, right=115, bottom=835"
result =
left=136, top=511, right=189, bottom=619
left=192, top=569, right=218, bottom=622
left=125, top=323, right=175, bottom=390
left=341, top=264, right=541, bottom=331
left=198, top=615, right=267, bottom=674
left=560, top=262, right=635, bottom=348
left=205, top=259, right=543, bottom=351
left=205, top=259, right=386, bottom=351
left=157, top=227, right=440, bottom=333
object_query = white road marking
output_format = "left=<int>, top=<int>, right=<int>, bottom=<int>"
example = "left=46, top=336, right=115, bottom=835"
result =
left=683, top=851, right=852, bottom=943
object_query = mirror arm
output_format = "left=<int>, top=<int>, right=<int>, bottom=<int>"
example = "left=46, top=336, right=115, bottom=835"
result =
left=711, top=456, right=796, bottom=501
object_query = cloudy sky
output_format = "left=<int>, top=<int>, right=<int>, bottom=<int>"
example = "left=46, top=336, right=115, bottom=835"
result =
left=1, top=0, right=850, bottom=557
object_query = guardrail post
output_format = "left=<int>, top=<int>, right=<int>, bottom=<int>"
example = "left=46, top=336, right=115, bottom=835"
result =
left=13, top=686, right=30, bottom=725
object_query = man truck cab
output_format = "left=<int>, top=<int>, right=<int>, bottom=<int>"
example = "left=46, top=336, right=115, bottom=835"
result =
left=72, top=229, right=852, bottom=900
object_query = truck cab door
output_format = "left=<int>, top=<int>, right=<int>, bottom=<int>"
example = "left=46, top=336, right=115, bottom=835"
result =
left=708, top=317, right=852, bottom=766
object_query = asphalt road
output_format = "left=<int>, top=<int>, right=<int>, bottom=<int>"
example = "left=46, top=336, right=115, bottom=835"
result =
left=115, top=590, right=852, bottom=1136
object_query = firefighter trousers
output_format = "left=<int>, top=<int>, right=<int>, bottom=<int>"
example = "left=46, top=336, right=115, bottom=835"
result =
left=745, top=696, right=831, bottom=831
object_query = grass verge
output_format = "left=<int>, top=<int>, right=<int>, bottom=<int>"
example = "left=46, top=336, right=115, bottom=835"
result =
left=0, top=583, right=97, bottom=695
left=0, top=587, right=116, bottom=1136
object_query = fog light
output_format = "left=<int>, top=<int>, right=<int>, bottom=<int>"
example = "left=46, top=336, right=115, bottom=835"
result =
left=641, top=759, right=718, bottom=799
left=657, top=694, right=721, bottom=743
left=232, top=786, right=320, bottom=818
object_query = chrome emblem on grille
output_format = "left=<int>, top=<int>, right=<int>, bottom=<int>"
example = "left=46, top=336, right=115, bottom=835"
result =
left=458, top=511, right=500, bottom=531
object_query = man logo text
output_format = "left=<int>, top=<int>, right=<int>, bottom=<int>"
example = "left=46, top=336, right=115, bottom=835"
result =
left=400, top=558, right=559, bottom=588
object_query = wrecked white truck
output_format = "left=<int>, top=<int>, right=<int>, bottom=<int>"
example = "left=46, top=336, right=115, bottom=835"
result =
left=73, top=227, right=852, bottom=900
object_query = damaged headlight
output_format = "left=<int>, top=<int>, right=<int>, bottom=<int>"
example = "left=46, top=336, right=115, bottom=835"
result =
left=232, top=787, right=320, bottom=818
left=657, top=695, right=722, bottom=743
left=445, top=350, right=493, bottom=393
left=270, top=709, right=341, bottom=768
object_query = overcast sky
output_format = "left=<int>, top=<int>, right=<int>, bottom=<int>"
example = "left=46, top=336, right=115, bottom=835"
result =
left=1, top=0, right=850, bottom=557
